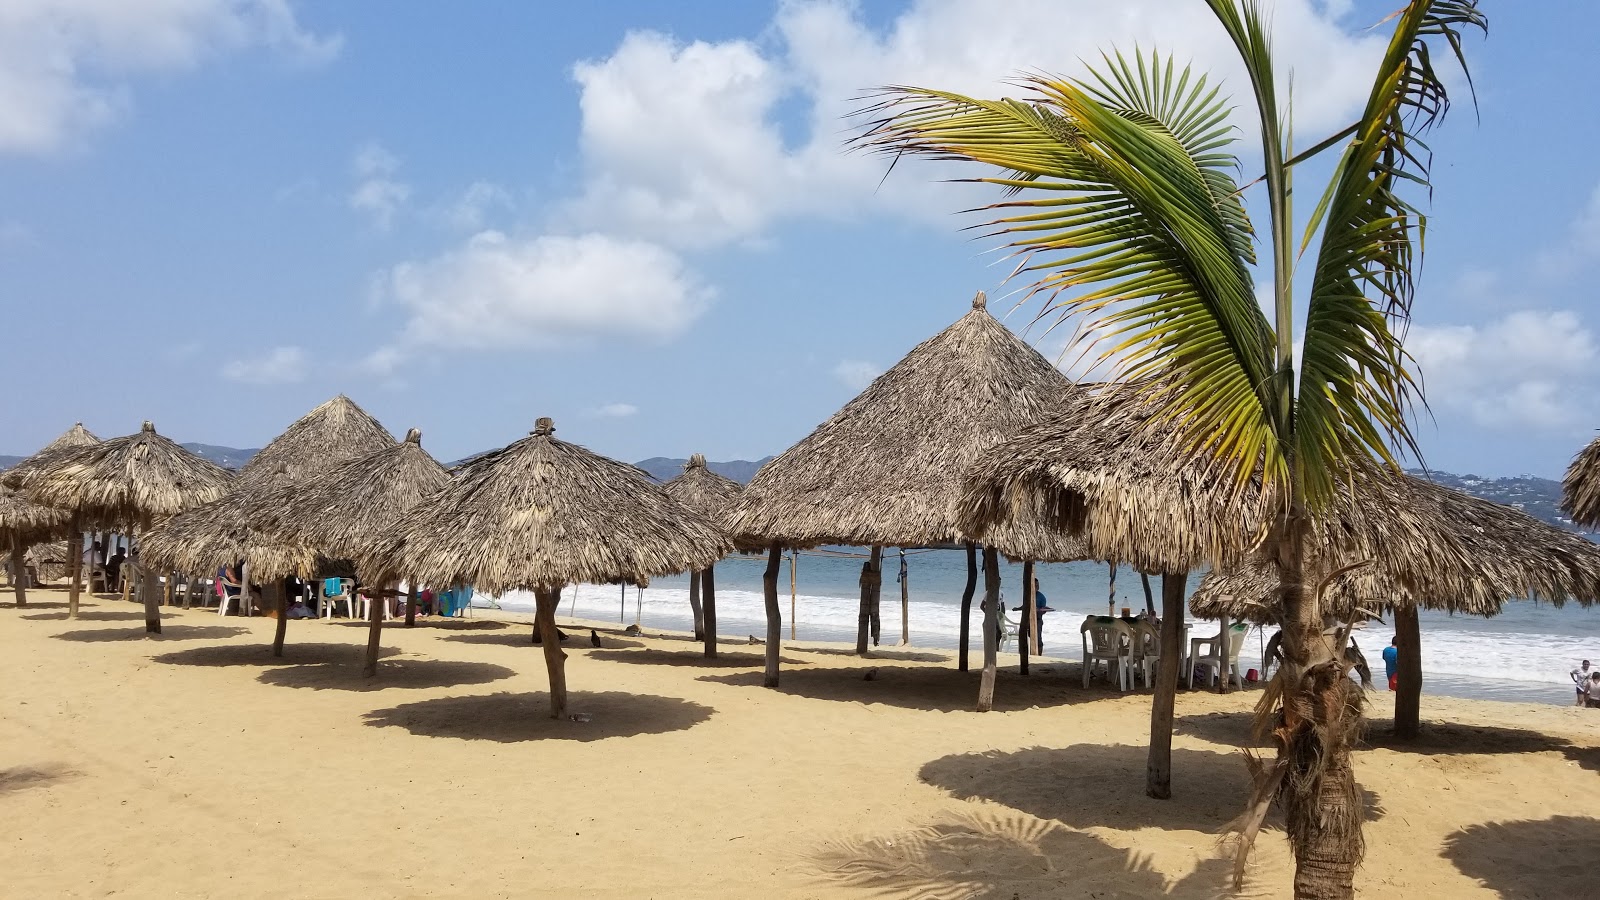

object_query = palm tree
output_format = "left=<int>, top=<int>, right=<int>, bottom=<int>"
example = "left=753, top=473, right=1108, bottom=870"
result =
left=851, top=2, right=1484, bottom=897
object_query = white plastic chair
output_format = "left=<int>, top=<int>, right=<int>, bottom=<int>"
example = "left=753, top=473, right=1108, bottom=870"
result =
left=1129, top=617, right=1162, bottom=687
left=320, top=578, right=355, bottom=619
left=997, top=601, right=1019, bottom=652
left=1081, top=616, right=1133, bottom=690
left=358, top=590, right=392, bottom=622
left=1189, top=623, right=1249, bottom=689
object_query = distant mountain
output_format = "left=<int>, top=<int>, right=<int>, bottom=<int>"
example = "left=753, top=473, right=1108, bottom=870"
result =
left=634, top=456, right=774, bottom=484
left=0, top=455, right=22, bottom=470
left=182, top=443, right=258, bottom=470
left=1407, top=468, right=1575, bottom=530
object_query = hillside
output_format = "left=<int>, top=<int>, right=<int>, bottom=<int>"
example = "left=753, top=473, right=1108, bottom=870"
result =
left=634, top=456, right=773, bottom=484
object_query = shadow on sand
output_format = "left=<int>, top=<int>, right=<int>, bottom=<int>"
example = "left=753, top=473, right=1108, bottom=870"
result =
left=22, top=609, right=148, bottom=622
left=439, top=631, right=644, bottom=650
left=152, top=642, right=400, bottom=668
left=810, top=808, right=1237, bottom=900
left=362, top=691, right=713, bottom=743
left=0, top=600, right=71, bottom=611
left=51, top=625, right=248, bottom=643
left=1443, top=816, right=1600, bottom=899
left=1176, top=710, right=1590, bottom=758
left=257, top=659, right=517, bottom=691
left=587, top=648, right=809, bottom=668
left=0, top=764, right=82, bottom=796
left=698, top=665, right=1112, bottom=713
left=917, top=744, right=1384, bottom=834
left=799, top=646, right=954, bottom=664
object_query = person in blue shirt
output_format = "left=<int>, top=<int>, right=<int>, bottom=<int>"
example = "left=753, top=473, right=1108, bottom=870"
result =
left=1031, top=578, right=1053, bottom=653
left=1382, top=636, right=1399, bottom=691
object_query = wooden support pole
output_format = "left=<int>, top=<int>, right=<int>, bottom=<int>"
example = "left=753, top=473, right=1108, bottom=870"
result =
left=1141, top=572, right=1155, bottom=617
left=270, top=581, right=288, bottom=658
left=1394, top=605, right=1423, bottom=740
left=9, top=538, right=27, bottom=607
left=535, top=588, right=568, bottom=719
left=855, top=545, right=881, bottom=655
left=958, top=541, right=977, bottom=672
left=897, top=550, right=909, bottom=647
left=976, top=547, right=1001, bottom=712
left=1019, top=560, right=1034, bottom=676
left=1146, top=572, right=1188, bottom=799
left=788, top=550, right=797, bottom=641
left=1217, top=612, right=1232, bottom=694
left=701, top=564, right=718, bottom=659
left=140, top=515, right=161, bottom=634
left=762, top=543, right=782, bottom=688
left=66, top=516, right=82, bottom=620
left=362, top=583, right=386, bottom=677
left=688, top=567, right=704, bottom=641
left=404, top=581, right=417, bottom=628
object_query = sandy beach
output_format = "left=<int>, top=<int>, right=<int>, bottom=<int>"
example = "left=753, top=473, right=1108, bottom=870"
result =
left=1, top=587, right=1596, bottom=899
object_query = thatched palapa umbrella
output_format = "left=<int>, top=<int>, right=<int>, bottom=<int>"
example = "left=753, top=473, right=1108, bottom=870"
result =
left=0, top=487, right=70, bottom=607
left=10, top=422, right=232, bottom=632
left=369, top=417, right=728, bottom=719
left=2, top=423, right=101, bottom=617
left=725, top=291, right=1080, bottom=705
left=1191, top=472, right=1600, bottom=738
left=263, top=427, right=449, bottom=673
left=234, top=394, right=395, bottom=490
left=663, top=454, right=743, bottom=658
left=1560, top=436, right=1600, bottom=529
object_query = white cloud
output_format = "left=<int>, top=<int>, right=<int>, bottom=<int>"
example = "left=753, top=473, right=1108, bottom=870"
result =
left=348, top=142, right=410, bottom=230
left=589, top=402, right=639, bottom=418
left=561, top=0, right=1387, bottom=249
left=1409, top=311, right=1599, bottom=431
left=1535, top=181, right=1600, bottom=279
left=0, top=0, right=339, bottom=155
left=442, top=180, right=514, bottom=231
left=832, top=360, right=881, bottom=391
left=371, top=231, right=711, bottom=357
left=221, top=345, right=307, bottom=385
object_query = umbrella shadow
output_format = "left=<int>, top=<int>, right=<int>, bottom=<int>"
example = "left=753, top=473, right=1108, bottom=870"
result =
left=0, top=600, right=71, bottom=610
left=810, top=808, right=1238, bottom=899
left=257, top=659, right=517, bottom=691
left=1565, top=745, right=1600, bottom=772
left=152, top=642, right=401, bottom=668
left=362, top=691, right=714, bottom=743
left=0, top=764, right=82, bottom=796
left=697, top=665, right=1105, bottom=713
left=1443, top=816, right=1600, bottom=899
left=1174, top=710, right=1585, bottom=758
left=439, top=631, right=644, bottom=650
left=416, top=619, right=508, bottom=631
left=51, top=625, right=248, bottom=643
left=800, top=646, right=955, bottom=664
left=917, top=744, right=1385, bottom=834
left=22, top=609, right=147, bottom=622
left=587, top=648, right=810, bottom=668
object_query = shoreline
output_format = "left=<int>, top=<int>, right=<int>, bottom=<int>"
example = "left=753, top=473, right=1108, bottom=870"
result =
left=2, top=586, right=1596, bottom=898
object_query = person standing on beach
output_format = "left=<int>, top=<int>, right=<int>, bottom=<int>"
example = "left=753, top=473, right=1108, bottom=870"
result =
left=1383, top=637, right=1400, bottom=692
left=1031, top=577, right=1052, bottom=653
left=1573, top=660, right=1592, bottom=707
left=1588, top=672, right=1600, bottom=710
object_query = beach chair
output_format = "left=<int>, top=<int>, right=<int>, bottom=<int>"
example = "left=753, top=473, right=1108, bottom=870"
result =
left=996, top=596, right=1018, bottom=651
left=1129, top=617, right=1161, bottom=687
left=1081, top=616, right=1133, bottom=691
left=320, top=578, right=355, bottom=619
left=215, top=569, right=249, bottom=617
left=358, top=589, right=392, bottom=622
left=438, top=586, right=475, bottom=618
left=1188, top=622, right=1249, bottom=689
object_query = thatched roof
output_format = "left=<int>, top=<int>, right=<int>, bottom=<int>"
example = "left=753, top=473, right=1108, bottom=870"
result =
left=1, top=422, right=101, bottom=488
left=139, top=461, right=319, bottom=580
left=368, top=418, right=729, bottom=592
left=1192, top=472, right=1600, bottom=620
left=265, top=427, right=450, bottom=562
left=663, top=454, right=755, bottom=555
left=0, top=486, right=71, bottom=546
left=726, top=292, right=1078, bottom=550
left=9, top=422, right=232, bottom=524
left=960, top=381, right=1271, bottom=573
left=235, top=394, right=394, bottom=490
left=1560, top=435, right=1600, bottom=529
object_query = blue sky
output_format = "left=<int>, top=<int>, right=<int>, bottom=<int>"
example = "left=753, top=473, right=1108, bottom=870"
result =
left=3, top=1, right=1598, bottom=478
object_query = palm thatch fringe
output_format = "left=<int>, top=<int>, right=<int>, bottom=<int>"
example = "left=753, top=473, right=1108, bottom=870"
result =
left=664, top=454, right=748, bottom=548
left=1560, top=434, right=1600, bottom=529
left=140, top=461, right=319, bottom=581
left=1, top=422, right=101, bottom=489
left=368, top=418, right=729, bottom=594
left=9, top=422, right=232, bottom=524
left=726, top=292, right=1077, bottom=551
left=0, top=486, right=71, bottom=536
left=234, top=394, right=394, bottom=491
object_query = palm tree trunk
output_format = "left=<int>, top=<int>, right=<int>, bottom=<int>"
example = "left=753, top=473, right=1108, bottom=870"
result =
left=534, top=588, right=567, bottom=719
left=701, top=564, right=718, bottom=659
left=976, top=547, right=1001, bottom=712
left=688, top=568, right=704, bottom=641
left=10, top=539, right=27, bottom=608
left=958, top=541, right=977, bottom=671
left=1290, top=708, right=1363, bottom=900
left=1146, top=572, right=1187, bottom=799
left=66, top=517, right=82, bottom=619
left=1393, top=605, right=1422, bottom=740
left=362, top=584, right=385, bottom=677
left=1018, top=560, right=1033, bottom=676
left=270, top=582, right=288, bottom=657
left=762, top=544, right=782, bottom=687
left=139, top=515, right=161, bottom=634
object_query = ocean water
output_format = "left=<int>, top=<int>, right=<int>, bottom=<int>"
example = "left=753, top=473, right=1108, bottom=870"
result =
left=487, top=548, right=1600, bottom=708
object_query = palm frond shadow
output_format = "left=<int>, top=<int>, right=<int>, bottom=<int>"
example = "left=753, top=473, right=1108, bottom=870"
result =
left=361, top=691, right=714, bottom=743
left=51, top=625, right=248, bottom=643
left=152, top=642, right=400, bottom=668
left=21, top=609, right=146, bottom=622
left=1175, top=710, right=1587, bottom=757
left=586, top=648, right=810, bottom=668
left=1443, top=816, right=1600, bottom=899
left=811, top=809, right=1241, bottom=899
left=438, top=631, right=644, bottom=650
left=698, top=665, right=1106, bottom=712
left=256, top=659, right=517, bottom=691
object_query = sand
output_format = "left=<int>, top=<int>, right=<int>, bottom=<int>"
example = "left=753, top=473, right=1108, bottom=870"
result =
left=1, top=587, right=1596, bottom=899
